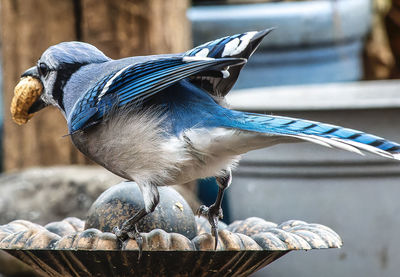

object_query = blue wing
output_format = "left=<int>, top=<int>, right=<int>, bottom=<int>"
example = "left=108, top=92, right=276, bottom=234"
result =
left=68, top=56, right=245, bottom=133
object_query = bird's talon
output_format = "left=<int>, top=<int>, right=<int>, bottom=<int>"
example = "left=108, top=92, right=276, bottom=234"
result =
left=113, top=223, right=143, bottom=259
left=113, top=226, right=129, bottom=242
left=207, top=204, right=223, bottom=219
left=132, top=226, right=144, bottom=260
left=197, top=203, right=223, bottom=249
left=135, top=233, right=143, bottom=247
left=112, top=226, right=121, bottom=236
left=127, top=231, right=136, bottom=239
left=196, top=204, right=209, bottom=216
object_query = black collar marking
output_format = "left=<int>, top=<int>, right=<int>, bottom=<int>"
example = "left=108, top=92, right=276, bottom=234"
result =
left=52, top=63, right=84, bottom=112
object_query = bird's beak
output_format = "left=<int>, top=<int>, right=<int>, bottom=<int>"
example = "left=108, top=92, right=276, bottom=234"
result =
left=20, top=66, right=47, bottom=114
left=21, top=66, right=39, bottom=78
left=27, top=95, right=47, bottom=114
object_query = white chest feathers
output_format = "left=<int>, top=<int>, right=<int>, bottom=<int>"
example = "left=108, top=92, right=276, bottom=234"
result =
left=175, top=127, right=243, bottom=182
left=75, top=108, right=242, bottom=185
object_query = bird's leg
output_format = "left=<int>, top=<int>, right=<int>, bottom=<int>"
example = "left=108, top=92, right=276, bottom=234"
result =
left=113, top=182, right=159, bottom=255
left=197, top=168, right=232, bottom=249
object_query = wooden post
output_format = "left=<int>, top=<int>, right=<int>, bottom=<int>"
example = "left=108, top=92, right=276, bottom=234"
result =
left=1, top=0, right=84, bottom=170
left=1, top=0, right=190, bottom=171
left=386, top=0, right=400, bottom=78
left=81, top=0, right=190, bottom=57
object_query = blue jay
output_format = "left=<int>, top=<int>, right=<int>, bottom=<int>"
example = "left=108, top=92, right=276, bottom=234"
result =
left=20, top=29, right=400, bottom=248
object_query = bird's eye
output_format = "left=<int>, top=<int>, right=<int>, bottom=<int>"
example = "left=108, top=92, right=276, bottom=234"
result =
left=38, top=63, right=49, bottom=77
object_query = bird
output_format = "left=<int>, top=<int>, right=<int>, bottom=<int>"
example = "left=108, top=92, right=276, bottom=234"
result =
left=18, top=28, right=400, bottom=249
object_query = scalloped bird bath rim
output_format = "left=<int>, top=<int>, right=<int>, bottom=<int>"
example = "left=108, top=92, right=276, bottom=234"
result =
left=0, top=217, right=342, bottom=277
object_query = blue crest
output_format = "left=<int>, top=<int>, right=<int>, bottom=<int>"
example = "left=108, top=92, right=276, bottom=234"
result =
left=40, top=41, right=111, bottom=69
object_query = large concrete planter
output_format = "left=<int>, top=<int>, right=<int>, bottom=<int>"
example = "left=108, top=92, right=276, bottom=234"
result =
left=188, top=0, right=372, bottom=88
left=226, top=80, right=400, bottom=277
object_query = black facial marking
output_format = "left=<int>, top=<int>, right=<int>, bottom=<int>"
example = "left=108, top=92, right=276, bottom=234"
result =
left=52, top=63, right=83, bottom=111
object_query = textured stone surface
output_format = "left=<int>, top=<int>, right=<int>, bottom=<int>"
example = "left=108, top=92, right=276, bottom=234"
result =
left=85, top=182, right=198, bottom=240
left=0, top=166, right=122, bottom=226
left=0, top=166, right=200, bottom=228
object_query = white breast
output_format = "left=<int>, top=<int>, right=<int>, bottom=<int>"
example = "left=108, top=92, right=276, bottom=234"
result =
left=73, top=110, right=254, bottom=186
left=72, top=108, right=188, bottom=185
left=172, top=127, right=244, bottom=183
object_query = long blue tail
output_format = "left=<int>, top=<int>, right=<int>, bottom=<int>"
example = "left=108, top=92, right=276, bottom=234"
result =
left=225, top=111, right=400, bottom=160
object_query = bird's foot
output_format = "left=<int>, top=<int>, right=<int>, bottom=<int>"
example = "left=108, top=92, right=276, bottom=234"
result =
left=113, top=223, right=143, bottom=259
left=197, top=204, right=223, bottom=249
left=112, top=208, right=148, bottom=258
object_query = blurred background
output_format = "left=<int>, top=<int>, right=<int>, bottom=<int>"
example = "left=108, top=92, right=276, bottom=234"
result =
left=0, top=0, right=400, bottom=276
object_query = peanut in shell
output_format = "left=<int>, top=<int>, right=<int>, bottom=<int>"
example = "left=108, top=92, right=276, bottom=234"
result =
left=10, top=76, right=43, bottom=125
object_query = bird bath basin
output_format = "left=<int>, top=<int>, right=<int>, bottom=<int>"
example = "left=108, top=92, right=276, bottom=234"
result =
left=0, top=182, right=342, bottom=276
